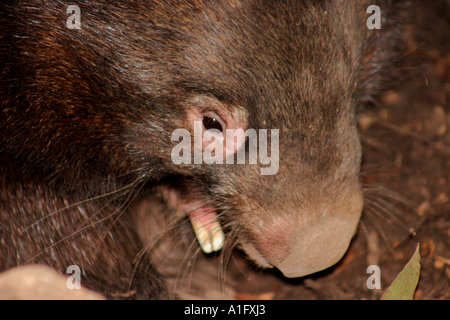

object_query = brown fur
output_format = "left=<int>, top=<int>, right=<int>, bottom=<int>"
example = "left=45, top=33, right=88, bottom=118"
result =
left=0, top=0, right=407, bottom=298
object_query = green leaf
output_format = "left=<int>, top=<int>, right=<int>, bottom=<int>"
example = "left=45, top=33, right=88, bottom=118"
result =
left=381, top=243, right=421, bottom=300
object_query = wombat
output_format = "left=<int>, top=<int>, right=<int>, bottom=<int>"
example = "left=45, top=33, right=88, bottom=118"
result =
left=0, top=0, right=406, bottom=299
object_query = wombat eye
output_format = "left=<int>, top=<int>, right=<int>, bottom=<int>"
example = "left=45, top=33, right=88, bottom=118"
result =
left=203, top=115, right=224, bottom=132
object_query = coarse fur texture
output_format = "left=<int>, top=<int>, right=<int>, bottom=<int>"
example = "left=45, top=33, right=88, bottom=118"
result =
left=0, top=0, right=408, bottom=299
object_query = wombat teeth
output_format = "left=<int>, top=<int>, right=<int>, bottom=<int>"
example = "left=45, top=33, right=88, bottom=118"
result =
left=189, top=211, right=224, bottom=254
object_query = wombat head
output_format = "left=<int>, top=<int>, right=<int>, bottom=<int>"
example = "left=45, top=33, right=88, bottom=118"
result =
left=1, top=0, right=403, bottom=277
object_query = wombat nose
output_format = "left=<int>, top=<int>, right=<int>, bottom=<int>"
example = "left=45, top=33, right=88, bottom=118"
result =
left=273, top=215, right=359, bottom=278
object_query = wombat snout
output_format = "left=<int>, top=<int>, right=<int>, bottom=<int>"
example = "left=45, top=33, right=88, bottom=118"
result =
left=235, top=179, right=364, bottom=278
left=274, top=214, right=361, bottom=277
